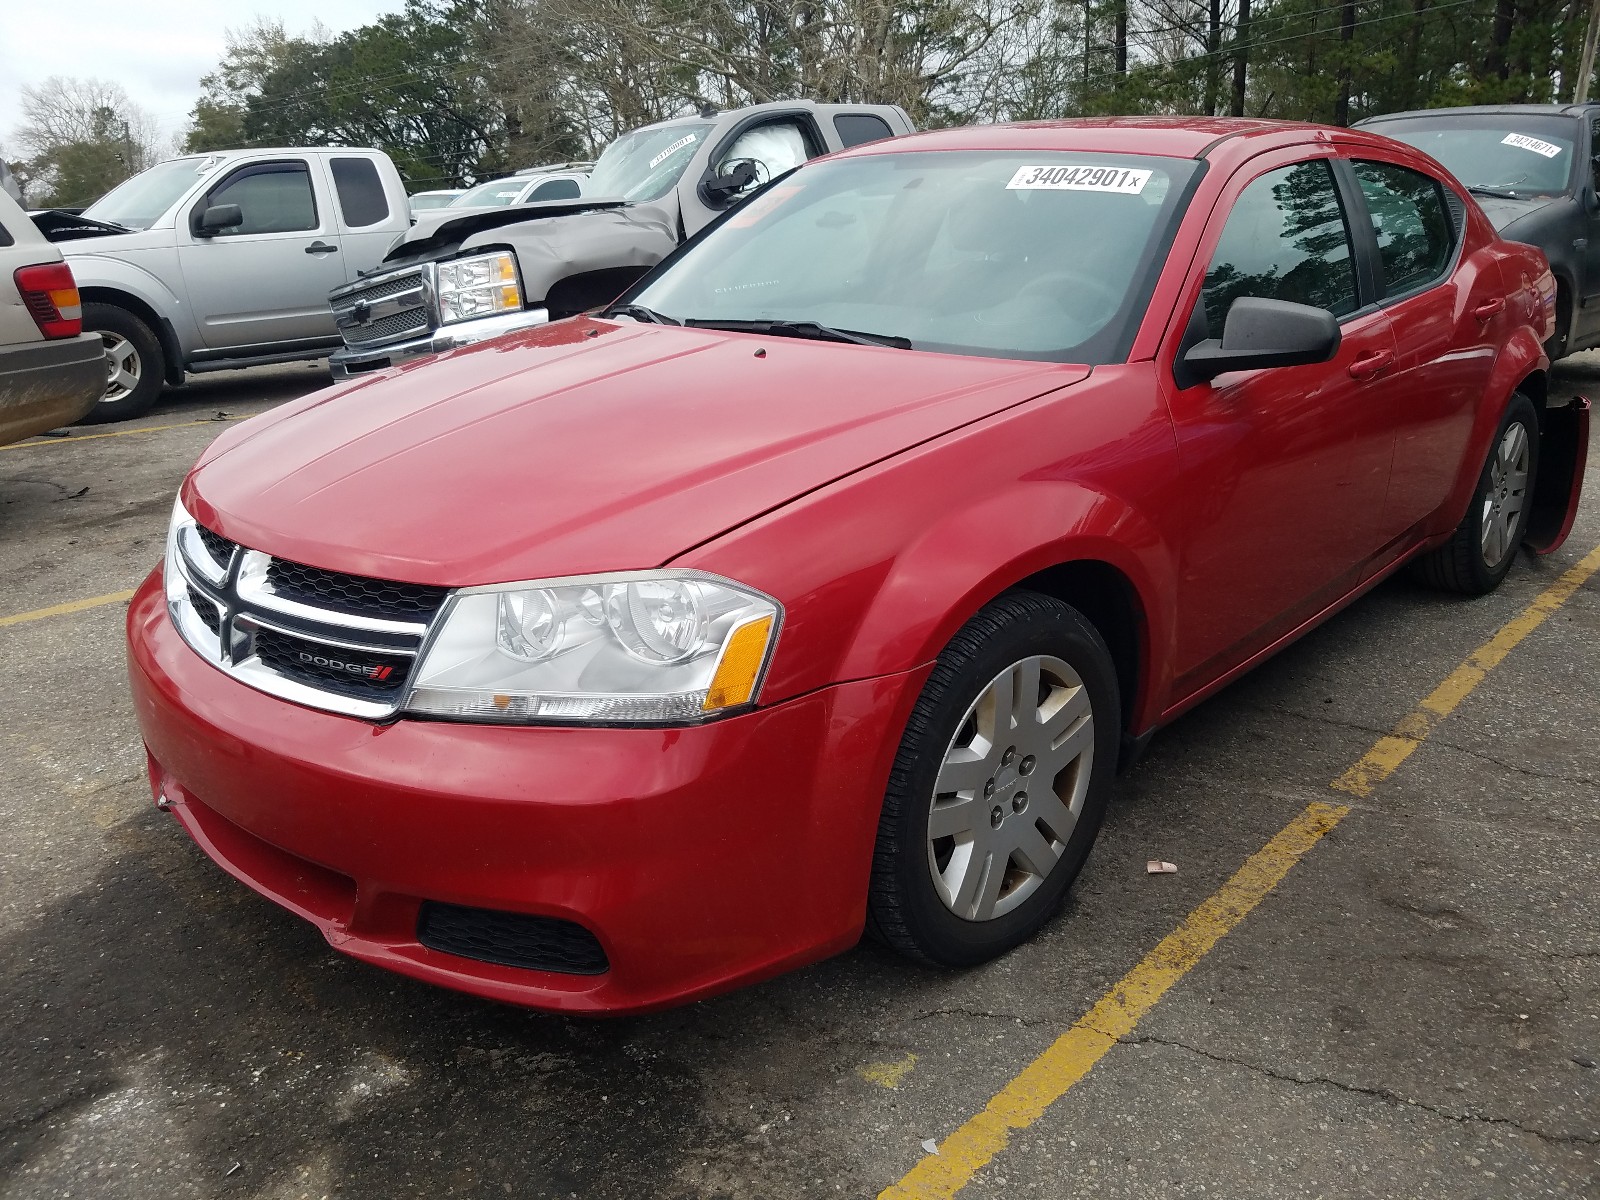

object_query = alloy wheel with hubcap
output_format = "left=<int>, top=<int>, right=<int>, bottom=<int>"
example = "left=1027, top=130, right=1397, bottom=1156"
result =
left=101, top=330, right=143, bottom=404
left=867, top=591, right=1120, bottom=967
left=1479, top=421, right=1529, bottom=570
left=927, top=654, right=1094, bottom=923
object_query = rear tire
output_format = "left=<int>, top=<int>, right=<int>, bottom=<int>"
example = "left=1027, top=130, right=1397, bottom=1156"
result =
left=80, top=303, right=164, bottom=424
left=866, top=592, right=1120, bottom=967
left=1409, top=391, right=1539, bottom=595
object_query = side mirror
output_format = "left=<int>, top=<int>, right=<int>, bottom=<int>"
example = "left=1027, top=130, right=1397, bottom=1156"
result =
left=195, top=203, right=244, bottom=236
left=704, top=159, right=759, bottom=203
left=1183, top=297, right=1341, bottom=383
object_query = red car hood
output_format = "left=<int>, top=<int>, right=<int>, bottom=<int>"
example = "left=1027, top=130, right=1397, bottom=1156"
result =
left=185, top=319, right=1088, bottom=585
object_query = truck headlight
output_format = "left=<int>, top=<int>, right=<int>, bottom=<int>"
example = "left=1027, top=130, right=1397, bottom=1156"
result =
left=436, top=251, right=523, bottom=325
left=405, top=571, right=781, bottom=724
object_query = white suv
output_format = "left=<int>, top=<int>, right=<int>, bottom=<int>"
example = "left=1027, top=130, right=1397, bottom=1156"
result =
left=0, top=188, right=104, bottom=445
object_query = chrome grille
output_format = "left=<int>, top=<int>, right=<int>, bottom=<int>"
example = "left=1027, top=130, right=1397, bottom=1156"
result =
left=330, top=264, right=434, bottom=348
left=168, top=523, right=440, bottom=720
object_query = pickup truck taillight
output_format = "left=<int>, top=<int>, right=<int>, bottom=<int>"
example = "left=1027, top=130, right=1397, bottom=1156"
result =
left=13, top=262, right=83, bottom=339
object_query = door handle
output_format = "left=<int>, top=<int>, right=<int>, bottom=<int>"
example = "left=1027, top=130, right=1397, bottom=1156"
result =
left=305, top=241, right=339, bottom=255
left=1347, top=350, right=1394, bottom=381
left=1473, top=297, right=1505, bottom=320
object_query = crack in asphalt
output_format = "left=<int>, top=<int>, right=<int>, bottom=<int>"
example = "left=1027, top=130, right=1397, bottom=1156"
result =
left=910, top=1006, right=1047, bottom=1027
left=1120, top=1032, right=1600, bottom=1148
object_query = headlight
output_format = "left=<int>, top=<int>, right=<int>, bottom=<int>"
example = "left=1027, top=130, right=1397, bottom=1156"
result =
left=405, top=571, right=781, bottom=724
left=436, top=251, right=522, bottom=325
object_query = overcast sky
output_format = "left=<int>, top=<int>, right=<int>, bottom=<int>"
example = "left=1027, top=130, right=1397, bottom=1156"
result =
left=1, top=1, right=404, bottom=155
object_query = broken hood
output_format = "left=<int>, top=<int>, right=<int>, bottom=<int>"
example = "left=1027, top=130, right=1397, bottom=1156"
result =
left=183, top=318, right=1089, bottom=586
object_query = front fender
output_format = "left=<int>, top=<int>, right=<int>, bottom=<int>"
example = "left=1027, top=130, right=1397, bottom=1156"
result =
left=64, top=251, right=198, bottom=350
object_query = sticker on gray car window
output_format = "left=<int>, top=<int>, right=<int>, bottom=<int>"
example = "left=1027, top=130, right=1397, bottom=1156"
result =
left=1501, top=133, right=1562, bottom=158
left=649, top=134, right=697, bottom=169
left=1005, top=165, right=1152, bottom=194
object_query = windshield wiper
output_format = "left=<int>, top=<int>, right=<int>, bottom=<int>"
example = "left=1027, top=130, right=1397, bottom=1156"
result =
left=685, top=318, right=910, bottom=349
left=599, top=303, right=680, bottom=325
left=1466, top=184, right=1522, bottom=200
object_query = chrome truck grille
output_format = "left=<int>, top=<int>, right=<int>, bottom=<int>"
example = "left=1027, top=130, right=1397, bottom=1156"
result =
left=329, top=264, right=436, bottom=348
left=168, top=522, right=448, bottom=720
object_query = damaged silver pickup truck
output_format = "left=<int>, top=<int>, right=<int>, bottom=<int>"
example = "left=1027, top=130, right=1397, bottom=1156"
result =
left=326, top=100, right=914, bottom=378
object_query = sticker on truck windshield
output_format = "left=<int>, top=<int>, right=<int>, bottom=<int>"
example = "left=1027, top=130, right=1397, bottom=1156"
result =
left=1501, top=133, right=1562, bottom=158
left=649, top=134, right=697, bottom=169
left=1006, top=165, right=1152, bottom=193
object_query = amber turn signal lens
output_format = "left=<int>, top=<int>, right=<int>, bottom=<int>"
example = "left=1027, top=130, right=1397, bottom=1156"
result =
left=702, top=615, right=775, bottom=711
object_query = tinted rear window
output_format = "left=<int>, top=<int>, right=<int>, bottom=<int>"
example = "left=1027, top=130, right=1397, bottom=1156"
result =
left=1353, top=161, right=1455, bottom=296
left=332, top=157, right=390, bottom=227
left=834, top=114, right=894, bottom=148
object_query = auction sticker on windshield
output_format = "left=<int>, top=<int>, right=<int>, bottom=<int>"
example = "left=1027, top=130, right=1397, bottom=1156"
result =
left=650, top=134, right=697, bottom=169
left=1006, top=164, right=1152, bottom=193
left=1502, top=133, right=1562, bottom=158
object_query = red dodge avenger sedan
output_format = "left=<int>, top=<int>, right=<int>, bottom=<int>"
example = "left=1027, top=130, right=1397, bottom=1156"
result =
left=128, top=119, right=1588, bottom=1013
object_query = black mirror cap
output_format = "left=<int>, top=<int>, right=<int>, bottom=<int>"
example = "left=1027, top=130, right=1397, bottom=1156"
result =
left=705, top=160, right=759, bottom=203
left=1182, top=297, right=1341, bottom=383
left=195, top=203, right=244, bottom=236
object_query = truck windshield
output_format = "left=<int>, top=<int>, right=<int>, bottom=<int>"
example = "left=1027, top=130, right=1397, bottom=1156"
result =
left=81, top=157, right=220, bottom=230
left=1372, top=115, right=1578, bottom=197
left=587, top=122, right=714, bottom=203
left=628, top=150, right=1199, bottom=364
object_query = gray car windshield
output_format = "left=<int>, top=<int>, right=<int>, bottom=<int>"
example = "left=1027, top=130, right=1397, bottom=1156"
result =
left=1375, top=116, right=1577, bottom=196
left=449, top=178, right=529, bottom=207
left=629, top=150, right=1198, bottom=363
left=81, top=157, right=219, bottom=230
left=586, top=122, right=713, bottom=203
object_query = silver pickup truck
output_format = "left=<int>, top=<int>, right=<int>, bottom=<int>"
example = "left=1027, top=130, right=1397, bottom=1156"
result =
left=34, top=147, right=412, bottom=421
left=328, top=101, right=914, bottom=378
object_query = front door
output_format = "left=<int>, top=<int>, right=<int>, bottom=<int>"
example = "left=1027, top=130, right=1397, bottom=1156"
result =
left=1580, top=116, right=1600, bottom=348
left=1163, top=155, right=1398, bottom=690
left=177, top=158, right=348, bottom=351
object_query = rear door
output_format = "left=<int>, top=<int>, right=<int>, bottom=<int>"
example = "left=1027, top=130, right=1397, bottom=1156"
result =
left=327, top=154, right=405, bottom=279
left=1341, top=155, right=1498, bottom=544
left=176, top=157, right=348, bottom=351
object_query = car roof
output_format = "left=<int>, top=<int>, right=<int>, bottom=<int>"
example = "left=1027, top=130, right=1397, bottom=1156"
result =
left=832, top=117, right=1406, bottom=168
left=1358, top=103, right=1598, bottom=124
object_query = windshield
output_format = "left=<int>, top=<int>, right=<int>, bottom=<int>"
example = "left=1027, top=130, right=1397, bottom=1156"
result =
left=586, top=122, right=713, bottom=203
left=629, top=150, right=1199, bottom=363
left=81, top=157, right=219, bottom=229
left=1373, top=115, right=1578, bottom=197
left=410, top=192, right=459, bottom=210
left=449, top=178, right=531, bottom=208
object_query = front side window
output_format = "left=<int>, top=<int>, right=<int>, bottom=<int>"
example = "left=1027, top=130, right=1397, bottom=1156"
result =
left=83, top=157, right=221, bottom=230
left=1202, top=160, right=1358, bottom=331
left=715, top=121, right=813, bottom=197
left=630, top=150, right=1199, bottom=363
left=331, top=157, right=389, bottom=227
left=204, top=163, right=317, bottom=235
left=1353, top=161, right=1453, bottom=297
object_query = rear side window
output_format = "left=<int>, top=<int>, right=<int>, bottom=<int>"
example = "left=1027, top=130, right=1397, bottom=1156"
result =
left=0, top=219, right=11, bottom=248
left=1202, top=159, right=1358, bottom=330
left=529, top=177, right=581, bottom=201
left=331, top=157, right=390, bottom=227
left=1353, top=161, right=1454, bottom=297
left=205, top=163, right=318, bottom=235
left=834, top=114, right=893, bottom=148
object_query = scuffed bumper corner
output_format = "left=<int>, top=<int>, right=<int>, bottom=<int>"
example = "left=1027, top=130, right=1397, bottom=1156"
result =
left=1526, top=394, right=1590, bottom=555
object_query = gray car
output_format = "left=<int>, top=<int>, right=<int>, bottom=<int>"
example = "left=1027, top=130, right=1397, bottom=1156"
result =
left=1357, top=103, right=1600, bottom=359
left=328, top=101, right=914, bottom=378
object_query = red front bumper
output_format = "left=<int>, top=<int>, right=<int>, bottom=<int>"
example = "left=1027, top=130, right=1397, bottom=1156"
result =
left=126, top=571, right=927, bottom=1014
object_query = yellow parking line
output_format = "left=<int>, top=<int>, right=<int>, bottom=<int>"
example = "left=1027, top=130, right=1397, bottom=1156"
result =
left=0, top=589, right=136, bottom=628
left=880, top=541, right=1600, bottom=1200
left=0, top=416, right=246, bottom=451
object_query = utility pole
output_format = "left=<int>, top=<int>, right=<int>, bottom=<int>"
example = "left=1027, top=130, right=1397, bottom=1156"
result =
left=1578, top=0, right=1600, bottom=104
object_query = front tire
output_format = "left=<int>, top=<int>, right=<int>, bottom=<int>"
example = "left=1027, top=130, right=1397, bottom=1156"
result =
left=866, top=592, right=1120, bottom=967
left=80, top=303, right=164, bottom=424
left=1410, top=391, right=1540, bottom=595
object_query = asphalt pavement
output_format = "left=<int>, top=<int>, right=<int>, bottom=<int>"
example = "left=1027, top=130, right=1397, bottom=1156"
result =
left=1, top=359, right=1596, bottom=1199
